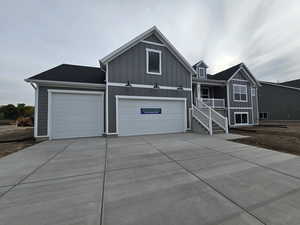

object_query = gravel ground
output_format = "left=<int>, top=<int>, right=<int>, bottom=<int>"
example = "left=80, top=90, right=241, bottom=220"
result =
left=0, top=125, right=35, bottom=158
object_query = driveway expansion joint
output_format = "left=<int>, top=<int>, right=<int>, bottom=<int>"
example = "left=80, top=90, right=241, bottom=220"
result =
left=99, top=135, right=109, bottom=225
left=142, top=137, right=268, bottom=225
left=0, top=140, right=76, bottom=199
left=187, top=140, right=300, bottom=181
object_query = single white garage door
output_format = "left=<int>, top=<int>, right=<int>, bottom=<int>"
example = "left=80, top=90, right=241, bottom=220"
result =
left=117, top=97, right=186, bottom=136
left=49, top=90, right=104, bottom=139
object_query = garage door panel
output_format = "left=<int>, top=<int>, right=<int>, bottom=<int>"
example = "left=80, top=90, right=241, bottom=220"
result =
left=118, top=98, right=186, bottom=136
left=50, top=92, right=104, bottom=139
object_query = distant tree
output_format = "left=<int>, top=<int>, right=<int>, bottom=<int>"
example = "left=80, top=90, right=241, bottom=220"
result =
left=0, top=112, right=4, bottom=120
left=0, top=104, right=34, bottom=120
left=23, top=106, right=34, bottom=117
left=0, top=104, right=18, bottom=119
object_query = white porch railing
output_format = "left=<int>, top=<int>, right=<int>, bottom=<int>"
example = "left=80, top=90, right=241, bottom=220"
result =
left=201, top=98, right=225, bottom=108
left=193, top=99, right=228, bottom=135
left=192, top=105, right=212, bottom=135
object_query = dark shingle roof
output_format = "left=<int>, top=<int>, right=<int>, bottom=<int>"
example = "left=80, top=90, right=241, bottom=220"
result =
left=27, top=64, right=105, bottom=84
left=281, top=79, right=300, bottom=88
left=209, top=63, right=242, bottom=80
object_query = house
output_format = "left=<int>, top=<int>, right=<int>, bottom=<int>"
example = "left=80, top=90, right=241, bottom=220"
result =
left=25, top=26, right=260, bottom=140
left=258, top=81, right=300, bottom=121
left=192, top=62, right=261, bottom=132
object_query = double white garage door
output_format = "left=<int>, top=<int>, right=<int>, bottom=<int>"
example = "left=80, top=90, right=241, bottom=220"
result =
left=48, top=90, right=186, bottom=139
left=117, top=97, right=186, bottom=136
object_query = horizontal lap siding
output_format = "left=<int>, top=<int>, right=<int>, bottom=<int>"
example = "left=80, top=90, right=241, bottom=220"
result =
left=108, top=86, right=191, bottom=133
left=229, top=71, right=252, bottom=108
left=228, top=70, right=258, bottom=125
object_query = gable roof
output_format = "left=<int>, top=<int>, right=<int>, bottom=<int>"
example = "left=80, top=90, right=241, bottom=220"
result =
left=281, top=79, right=300, bottom=88
left=100, top=26, right=196, bottom=75
left=209, top=63, right=261, bottom=86
left=25, top=64, right=105, bottom=84
left=210, top=63, right=242, bottom=80
left=193, top=60, right=208, bottom=69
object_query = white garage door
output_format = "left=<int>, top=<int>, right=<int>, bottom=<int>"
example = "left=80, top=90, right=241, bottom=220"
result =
left=117, top=97, right=186, bottom=136
left=49, top=91, right=104, bottom=139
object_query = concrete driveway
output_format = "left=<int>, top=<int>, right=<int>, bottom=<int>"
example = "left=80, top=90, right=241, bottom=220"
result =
left=0, top=133, right=299, bottom=225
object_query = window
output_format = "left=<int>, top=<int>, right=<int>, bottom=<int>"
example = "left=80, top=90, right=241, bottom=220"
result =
left=201, top=88, right=209, bottom=98
left=233, top=84, right=247, bottom=102
left=259, top=112, right=268, bottom=120
left=146, top=49, right=161, bottom=75
left=198, top=67, right=206, bottom=78
left=141, top=108, right=162, bottom=114
left=234, top=112, right=248, bottom=125
left=251, top=88, right=256, bottom=97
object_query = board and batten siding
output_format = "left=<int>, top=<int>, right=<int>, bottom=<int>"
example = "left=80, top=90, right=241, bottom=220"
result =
left=37, top=86, right=105, bottom=136
left=228, top=69, right=259, bottom=125
left=108, top=39, right=191, bottom=88
left=107, top=86, right=191, bottom=133
left=107, top=35, right=193, bottom=134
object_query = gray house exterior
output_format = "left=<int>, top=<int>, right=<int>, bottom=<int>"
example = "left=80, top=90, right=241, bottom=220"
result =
left=26, top=26, right=195, bottom=139
left=192, top=62, right=260, bottom=128
left=258, top=82, right=300, bottom=121
left=25, top=26, right=261, bottom=140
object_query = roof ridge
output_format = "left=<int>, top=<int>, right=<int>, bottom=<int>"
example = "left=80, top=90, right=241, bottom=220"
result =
left=60, top=64, right=100, bottom=69
left=213, top=63, right=242, bottom=75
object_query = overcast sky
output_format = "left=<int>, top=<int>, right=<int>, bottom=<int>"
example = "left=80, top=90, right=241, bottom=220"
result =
left=1, top=0, right=300, bottom=105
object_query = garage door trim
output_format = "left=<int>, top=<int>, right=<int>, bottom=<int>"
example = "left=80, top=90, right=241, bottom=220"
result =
left=115, top=95, right=187, bottom=135
left=47, top=89, right=104, bottom=140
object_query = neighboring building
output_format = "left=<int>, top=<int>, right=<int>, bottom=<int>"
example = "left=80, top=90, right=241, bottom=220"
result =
left=25, top=26, right=260, bottom=140
left=281, top=78, right=300, bottom=88
left=258, top=81, right=300, bottom=121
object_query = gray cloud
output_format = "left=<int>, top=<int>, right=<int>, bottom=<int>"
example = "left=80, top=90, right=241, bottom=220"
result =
left=1, top=0, right=300, bottom=105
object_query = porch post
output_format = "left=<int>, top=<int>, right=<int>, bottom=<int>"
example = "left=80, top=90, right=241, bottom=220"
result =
left=197, top=83, right=201, bottom=101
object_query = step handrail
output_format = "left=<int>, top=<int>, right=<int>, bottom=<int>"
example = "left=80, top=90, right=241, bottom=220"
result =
left=196, top=99, right=228, bottom=134
left=192, top=105, right=212, bottom=135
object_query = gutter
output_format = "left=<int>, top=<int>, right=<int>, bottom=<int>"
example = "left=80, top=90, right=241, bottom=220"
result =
left=259, top=81, right=300, bottom=92
left=25, top=79, right=106, bottom=89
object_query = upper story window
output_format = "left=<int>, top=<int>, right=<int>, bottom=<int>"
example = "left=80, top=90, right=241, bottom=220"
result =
left=233, top=84, right=247, bottom=102
left=146, top=48, right=161, bottom=75
left=197, top=67, right=206, bottom=79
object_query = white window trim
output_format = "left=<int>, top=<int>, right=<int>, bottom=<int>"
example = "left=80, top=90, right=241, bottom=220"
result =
left=198, top=67, right=206, bottom=79
left=233, top=84, right=248, bottom=102
left=115, top=95, right=187, bottom=135
left=234, top=112, right=249, bottom=126
left=141, top=40, right=165, bottom=47
left=146, top=48, right=162, bottom=75
left=107, top=82, right=191, bottom=91
left=47, top=89, right=104, bottom=140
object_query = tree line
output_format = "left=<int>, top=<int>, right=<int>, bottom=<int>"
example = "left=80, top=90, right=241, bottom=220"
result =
left=0, top=104, right=34, bottom=120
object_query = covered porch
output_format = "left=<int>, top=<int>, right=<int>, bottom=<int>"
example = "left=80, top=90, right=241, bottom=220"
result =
left=192, top=79, right=227, bottom=109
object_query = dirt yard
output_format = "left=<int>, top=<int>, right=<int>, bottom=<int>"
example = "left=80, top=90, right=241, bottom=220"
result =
left=0, top=125, right=35, bottom=158
left=231, top=121, right=300, bottom=156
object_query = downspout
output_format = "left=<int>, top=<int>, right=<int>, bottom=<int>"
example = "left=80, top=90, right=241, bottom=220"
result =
left=28, top=82, right=38, bottom=138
